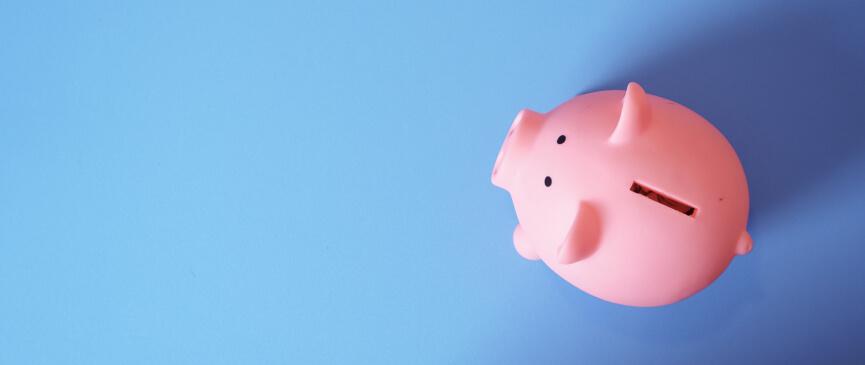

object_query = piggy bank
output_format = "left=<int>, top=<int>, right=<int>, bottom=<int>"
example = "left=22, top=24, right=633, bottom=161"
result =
left=491, top=82, right=752, bottom=307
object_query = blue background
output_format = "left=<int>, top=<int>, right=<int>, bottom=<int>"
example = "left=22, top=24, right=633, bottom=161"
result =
left=2, top=0, right=865, bottom=363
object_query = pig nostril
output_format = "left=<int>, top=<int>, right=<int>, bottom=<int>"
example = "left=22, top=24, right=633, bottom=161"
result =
left=545, top=176, right=552, bottom=187
left=557, top=135, right=566, bottom=144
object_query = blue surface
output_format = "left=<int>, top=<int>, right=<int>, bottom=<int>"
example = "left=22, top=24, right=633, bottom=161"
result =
left=2, top=1, right=865, bottom=363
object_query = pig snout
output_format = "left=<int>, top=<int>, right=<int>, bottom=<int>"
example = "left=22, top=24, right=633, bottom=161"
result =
left=491, top=109, right=544, bottom=190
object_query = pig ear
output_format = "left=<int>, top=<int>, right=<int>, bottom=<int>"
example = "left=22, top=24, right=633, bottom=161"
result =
left=609, top=82, right=651, bottom=144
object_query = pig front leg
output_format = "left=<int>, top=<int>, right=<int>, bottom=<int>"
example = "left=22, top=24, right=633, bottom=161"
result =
left=513, top=224, right=540, bottom=260
left=557, top=201, right=601, bottom=264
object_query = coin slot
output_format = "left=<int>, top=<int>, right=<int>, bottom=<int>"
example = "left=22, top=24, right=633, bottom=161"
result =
left=630, top=181, right=696, bottom=217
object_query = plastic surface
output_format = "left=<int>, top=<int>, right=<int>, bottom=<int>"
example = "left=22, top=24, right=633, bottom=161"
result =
left=492, top=82, right=751, bottom=307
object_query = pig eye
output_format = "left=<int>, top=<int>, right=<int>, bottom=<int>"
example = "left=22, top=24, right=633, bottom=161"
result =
left=557, top=135, right=566, bottom=144
left=544, top=176, right=552, bottom=187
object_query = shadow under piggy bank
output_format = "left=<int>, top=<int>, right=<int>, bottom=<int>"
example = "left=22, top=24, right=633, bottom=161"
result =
left=539, top=8, right=865, bottom=348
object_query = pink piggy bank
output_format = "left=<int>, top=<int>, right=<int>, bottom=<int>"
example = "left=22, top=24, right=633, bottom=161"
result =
left=492, top=82, right=752, bottom=307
